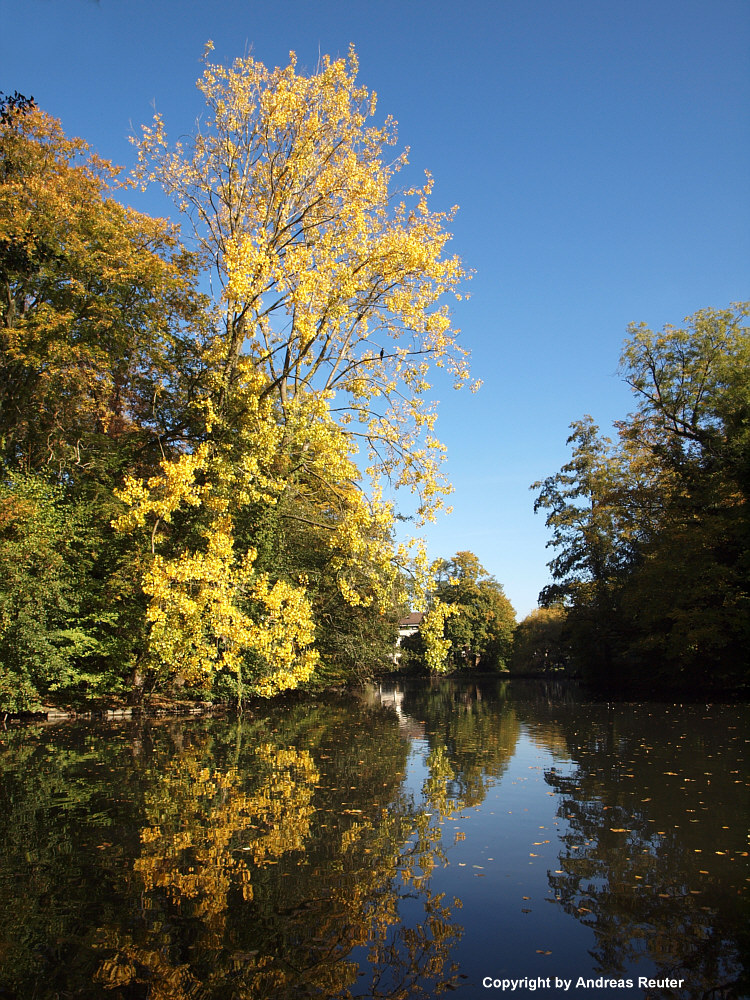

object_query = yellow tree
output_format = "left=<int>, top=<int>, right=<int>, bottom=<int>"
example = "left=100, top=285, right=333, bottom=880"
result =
left=113, top=400, right=320, bottom=696
left=116, top=47, right=474, bottom=695
left=0, top=94, right=198, bottom=477
left=134, top=46, right=474, bottom=518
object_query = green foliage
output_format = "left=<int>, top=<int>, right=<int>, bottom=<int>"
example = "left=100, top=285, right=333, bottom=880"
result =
left=249, top=489, right=402, bottom=687
left=0, top=475, right=117, bottom=709
left=614, top=304, right=750, bottom=689
left=403, top=551, right=516, bottom=673
left=532, top=418, right=638, bottom=678
left=534, top=304, right=750, bottom=694
left=433, top=551, right=516, bottom=670
left=511, top=606, right=568, bottom=674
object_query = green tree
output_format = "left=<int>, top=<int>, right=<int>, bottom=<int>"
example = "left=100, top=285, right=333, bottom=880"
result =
left=0, top=475, right=131, bottom=709
left=511, top=606, right=568, bottom=674
left=432, top=551, right=516, bottom=670
left=615, top=303, right=750, bottom=690
left=533, top=304, right=750, bottom=694
left=532, top=419, right=636, bottom=680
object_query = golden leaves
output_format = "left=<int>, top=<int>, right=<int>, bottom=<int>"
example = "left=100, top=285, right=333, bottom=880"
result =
left=1, top=103, right=195, bottom=473
left=135, top=44, right=474, bottom=527
left=114, top=45, right=481, bottom=695
left=419, top=597, right=459, bottom=674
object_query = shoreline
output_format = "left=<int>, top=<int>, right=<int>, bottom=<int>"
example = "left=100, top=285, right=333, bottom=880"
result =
left=8, top=669, right=748, bottom=725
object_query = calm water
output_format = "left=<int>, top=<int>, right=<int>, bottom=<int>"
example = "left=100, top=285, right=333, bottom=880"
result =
left=0, top=679, right=747, bottom=1000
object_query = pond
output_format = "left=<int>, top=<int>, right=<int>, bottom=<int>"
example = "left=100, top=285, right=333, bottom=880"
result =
left=0, top=678, right=747, bottom=999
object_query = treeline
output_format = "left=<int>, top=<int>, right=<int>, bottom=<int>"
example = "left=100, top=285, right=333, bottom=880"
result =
left=0, top=48, right=478, bottom=712
left=514, top=305, right=749, bottom=696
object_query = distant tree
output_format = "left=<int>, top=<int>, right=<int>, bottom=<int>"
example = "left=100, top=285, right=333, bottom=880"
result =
left=432, top=551, right=516, bottom=670
left=532, top=418, right=636, bottom=679
left=511, top=606, right=568, bottom=674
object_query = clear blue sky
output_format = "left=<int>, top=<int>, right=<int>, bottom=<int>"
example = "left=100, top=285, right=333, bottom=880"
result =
left=3, top=0, right=748, bottom=617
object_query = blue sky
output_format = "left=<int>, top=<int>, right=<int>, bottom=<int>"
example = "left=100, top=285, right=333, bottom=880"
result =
left=3, top=0, right=748, bottom=617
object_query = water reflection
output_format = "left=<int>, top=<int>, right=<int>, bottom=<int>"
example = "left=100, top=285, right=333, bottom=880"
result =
left=0, top=683, right=747, bottom=999
left=540, top=704, right=750, bottom=997
left=0, top=699, right=466, bottom=999
left=380, top=677, right=522, bottom=808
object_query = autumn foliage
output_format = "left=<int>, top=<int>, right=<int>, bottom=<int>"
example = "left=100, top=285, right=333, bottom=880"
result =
left=0, top=50, right=474, bottom=709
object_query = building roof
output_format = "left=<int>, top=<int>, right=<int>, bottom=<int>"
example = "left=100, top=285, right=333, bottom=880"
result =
left=398, top=611, right=425, bottom=627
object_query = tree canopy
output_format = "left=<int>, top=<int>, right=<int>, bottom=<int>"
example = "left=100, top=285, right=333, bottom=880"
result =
left=0, top=50, right=474, bottom=710
left=0, top=94, right=198, bottom=479
left=533, top=304, right=749, bottom=694
left=401, top=551, right=516, bottom=674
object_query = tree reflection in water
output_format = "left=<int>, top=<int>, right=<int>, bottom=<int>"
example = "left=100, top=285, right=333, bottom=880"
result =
left=541, top=704, right=750, bottom=999
left=389, top=677, right=522, bottom=808
left=1, top=684, right=744, bottom=1000
left=91, top=702, right=466, bottom=999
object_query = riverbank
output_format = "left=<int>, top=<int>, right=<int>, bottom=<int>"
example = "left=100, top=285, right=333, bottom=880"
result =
left=8, top=664, right=748, bottom=725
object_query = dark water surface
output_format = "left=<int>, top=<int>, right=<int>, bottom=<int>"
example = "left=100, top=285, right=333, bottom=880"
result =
left=0, top=679, right=747, bottom=999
